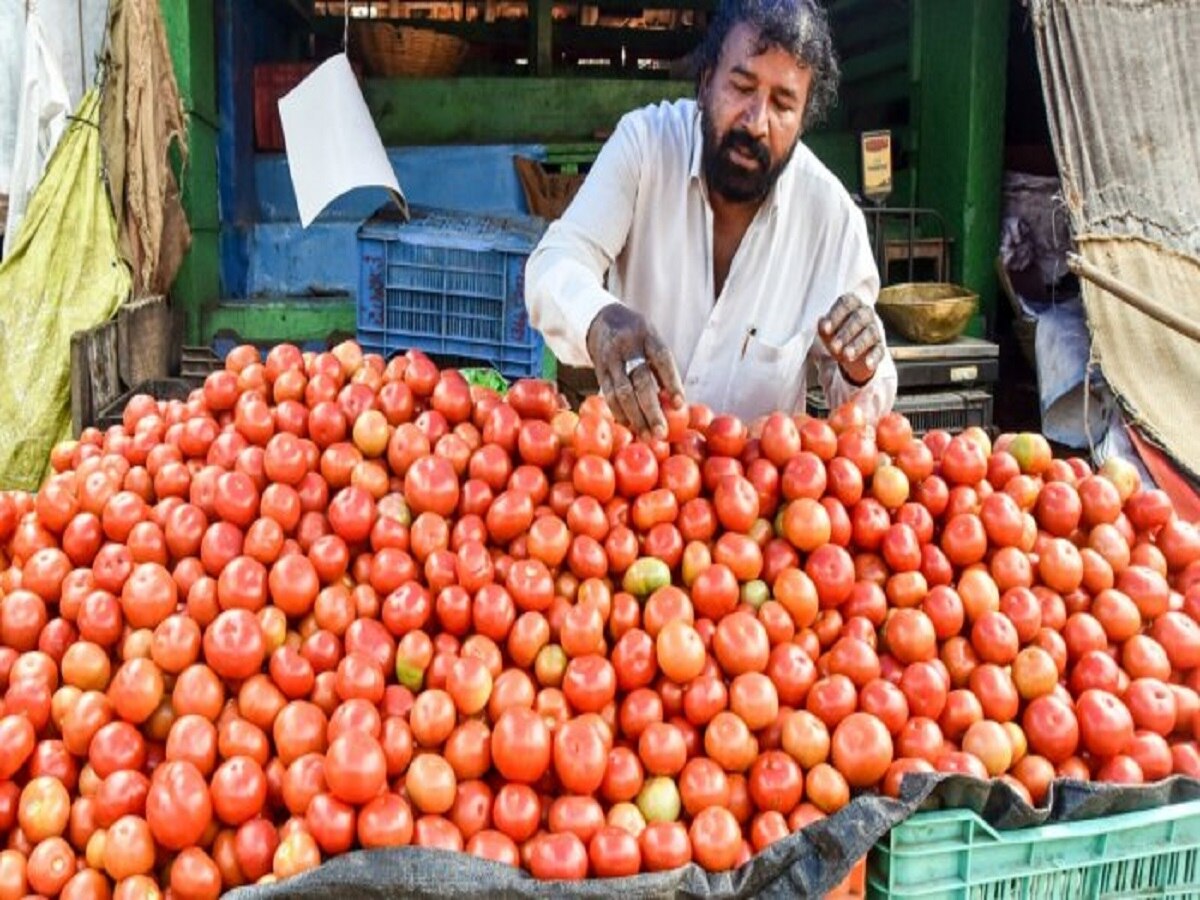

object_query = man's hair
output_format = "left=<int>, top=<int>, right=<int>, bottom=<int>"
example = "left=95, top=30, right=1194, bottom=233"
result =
left=695, top=0, right=840, bottom=132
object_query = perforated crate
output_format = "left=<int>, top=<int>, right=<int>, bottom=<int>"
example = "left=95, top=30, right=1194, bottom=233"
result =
left=807, top=388, right=993, bottom=435
left=357, top=207, right=548, bottom=380
left=867, top=798, right=1200, bottom=899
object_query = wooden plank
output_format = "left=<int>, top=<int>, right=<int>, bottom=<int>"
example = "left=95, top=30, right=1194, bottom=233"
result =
left=555, top=23, right=701, bottom=57
left=118, top=295, right=174, bottom=387
left=69, top=334, right=89, bottom=438
left=378, top=17, right=704, bottom=57
left=70, top=319, right=121, bottom=435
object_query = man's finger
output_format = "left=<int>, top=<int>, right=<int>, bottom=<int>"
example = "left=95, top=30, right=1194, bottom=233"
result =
left=597, top=364, right=639, bottom=427
left=595, top=365, right=617, bottom=412
left=831, top=306, right=874, bottom=356
left=841, top=324, right=879, bottom=364
left=630, top=364, right=668, bottom=439
left=644, top=331, right=685, bottom=408
left=834, top=308, right=875, bottom=357
left=819, top=294, right=858, bottom=339
left=863, top=344, right=885, bottom=374
left=610, top=364, right=650, bottom=436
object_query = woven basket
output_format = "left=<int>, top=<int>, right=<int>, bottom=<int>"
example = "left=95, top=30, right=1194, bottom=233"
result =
left=876, top=282, right=979, bottom=344
left=353, top=21, right=467, bottom=77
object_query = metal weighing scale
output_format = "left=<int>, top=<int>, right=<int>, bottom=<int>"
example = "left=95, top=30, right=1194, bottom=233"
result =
left=887, top=334, right=999, bottom=391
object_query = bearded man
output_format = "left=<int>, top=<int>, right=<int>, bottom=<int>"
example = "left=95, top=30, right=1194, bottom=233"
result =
left=525, top=0, right=897, bottom=436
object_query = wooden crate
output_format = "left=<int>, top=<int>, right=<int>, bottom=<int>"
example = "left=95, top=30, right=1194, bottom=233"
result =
left=118, top=295, right=174, bottom=386
left=70, top=318, right=122, bottom=437
left=69, top=296, right=176, bottom=435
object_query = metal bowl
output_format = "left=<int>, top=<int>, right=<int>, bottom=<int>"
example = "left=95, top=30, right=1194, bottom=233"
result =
left=876, top=282, right=979, bottom=344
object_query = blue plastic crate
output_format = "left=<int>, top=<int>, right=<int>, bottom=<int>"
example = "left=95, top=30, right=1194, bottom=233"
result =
left=357, top=206, right=548, bottom=380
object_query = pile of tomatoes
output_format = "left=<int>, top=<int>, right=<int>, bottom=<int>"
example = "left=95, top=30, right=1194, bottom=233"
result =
left=0, top=340, right=1198, bottom=898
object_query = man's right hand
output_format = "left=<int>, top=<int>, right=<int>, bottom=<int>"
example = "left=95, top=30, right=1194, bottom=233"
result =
left=586, top=304, right=685, bottom=439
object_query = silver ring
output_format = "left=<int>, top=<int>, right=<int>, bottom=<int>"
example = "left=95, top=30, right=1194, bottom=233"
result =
left=624, top=356, right=648, bottom=376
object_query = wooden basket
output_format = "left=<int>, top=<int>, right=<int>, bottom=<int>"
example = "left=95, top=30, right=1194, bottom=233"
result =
left=353, top=21, right=467, bottom=77
left=876, top=282, right=979, bottom=344
left=514, top=156, right=586, bottom=220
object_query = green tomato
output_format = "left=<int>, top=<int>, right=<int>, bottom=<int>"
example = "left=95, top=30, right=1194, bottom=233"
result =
left=741, top=579, right=770, bottom=610
left=623, top=557, right=672, bottom=597
left=636, top=776, right=681, bottom=823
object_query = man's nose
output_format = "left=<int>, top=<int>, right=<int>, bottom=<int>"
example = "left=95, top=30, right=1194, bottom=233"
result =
left=740, top=94, right=769, bottom=139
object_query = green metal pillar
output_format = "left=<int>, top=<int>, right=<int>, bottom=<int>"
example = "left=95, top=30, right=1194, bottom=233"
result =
left=162, top=0, right=220, bottom=345
left=912, top=0, right=1008, bottom=332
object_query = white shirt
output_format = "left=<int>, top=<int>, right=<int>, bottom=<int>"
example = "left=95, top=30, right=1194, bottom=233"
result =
left=525, top=98, right=897, bottom=424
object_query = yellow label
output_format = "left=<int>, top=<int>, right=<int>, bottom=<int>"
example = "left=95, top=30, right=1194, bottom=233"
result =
left=861, top=130, right=893, bottom=199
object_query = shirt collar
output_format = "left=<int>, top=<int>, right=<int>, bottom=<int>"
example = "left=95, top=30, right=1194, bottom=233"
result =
left=690, top=106, right=794, bottom=219
left=688, top=107, right=704, bottom=183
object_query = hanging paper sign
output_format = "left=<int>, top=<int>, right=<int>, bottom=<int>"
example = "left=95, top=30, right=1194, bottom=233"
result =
left=861, top=130, right=893, bottom=202
left=279, top=53, right=407, bottom=227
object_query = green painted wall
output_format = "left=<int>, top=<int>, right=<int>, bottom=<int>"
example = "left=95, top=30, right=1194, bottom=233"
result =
left=162, top=0, right=220, bottom=344
left=162, top=0, right=217, bottom=124
left=365, top=77, right=695, bottom=145
left=203, top=299, right=356, bottom=345
left=912, top=0, right=1009, bottom=330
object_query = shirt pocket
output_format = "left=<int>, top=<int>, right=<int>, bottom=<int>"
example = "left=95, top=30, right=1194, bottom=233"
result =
left=726, top=331, right=811, bottom=420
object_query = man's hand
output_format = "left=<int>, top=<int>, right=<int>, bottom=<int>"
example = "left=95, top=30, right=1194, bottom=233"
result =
left=818, top=294, right=886, bottom=386
left=586, top=304, right=685, bottom=439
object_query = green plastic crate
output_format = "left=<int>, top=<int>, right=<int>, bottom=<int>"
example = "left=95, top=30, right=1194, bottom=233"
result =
left=867, top=798, right=1200, bottom=899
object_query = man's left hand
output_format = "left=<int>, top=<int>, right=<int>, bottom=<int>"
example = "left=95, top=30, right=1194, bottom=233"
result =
left=818, top=294, right=885, bottom=386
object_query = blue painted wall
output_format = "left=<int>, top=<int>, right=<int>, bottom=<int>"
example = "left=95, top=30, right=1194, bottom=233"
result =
left=255, top=145, right=544, bottom=222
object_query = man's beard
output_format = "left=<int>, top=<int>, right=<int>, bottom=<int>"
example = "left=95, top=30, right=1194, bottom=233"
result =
left=700, top=104, right=797, bottom=204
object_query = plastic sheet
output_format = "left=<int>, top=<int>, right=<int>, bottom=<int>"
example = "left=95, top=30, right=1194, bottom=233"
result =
left=227, top=774, right=1200, bottom=900
left=0, top=89, right=130, bottom=489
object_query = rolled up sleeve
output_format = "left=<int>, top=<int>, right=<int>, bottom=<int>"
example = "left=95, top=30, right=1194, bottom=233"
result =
left=525, top=112, right=647, bottom=368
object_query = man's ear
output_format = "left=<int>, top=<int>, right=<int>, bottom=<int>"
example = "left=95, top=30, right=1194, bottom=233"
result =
left=697, top=68, right=712, bottom=104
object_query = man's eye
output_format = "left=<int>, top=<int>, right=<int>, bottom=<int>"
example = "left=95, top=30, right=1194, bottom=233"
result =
left=731, top=81, right=753, bottom=94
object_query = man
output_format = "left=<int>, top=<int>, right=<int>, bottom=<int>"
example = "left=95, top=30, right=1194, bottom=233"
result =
left=525, top=0, right=897, bottom=437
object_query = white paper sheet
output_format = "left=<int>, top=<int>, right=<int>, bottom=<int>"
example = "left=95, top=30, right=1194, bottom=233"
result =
left=278, top=53, right=406, bottom=227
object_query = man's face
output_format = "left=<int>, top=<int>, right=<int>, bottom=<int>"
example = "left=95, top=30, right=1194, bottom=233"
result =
left=700, top=22, right=813, bottom=204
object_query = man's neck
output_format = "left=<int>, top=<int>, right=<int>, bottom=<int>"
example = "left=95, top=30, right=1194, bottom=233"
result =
left=708, top=189, right=764, bottom=301
left=708, top=190, right=763, bottom=231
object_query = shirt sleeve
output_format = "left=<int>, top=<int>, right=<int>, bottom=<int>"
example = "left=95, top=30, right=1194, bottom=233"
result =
left=524, top=110, right=647, bottom=368
left=808, top=202, right=898, bottom=425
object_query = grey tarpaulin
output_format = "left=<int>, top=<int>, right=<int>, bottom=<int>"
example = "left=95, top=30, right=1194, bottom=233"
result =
left=227, top=774, right=1200, bottom=899
left=1028, top=0, right=1200, bottom=480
